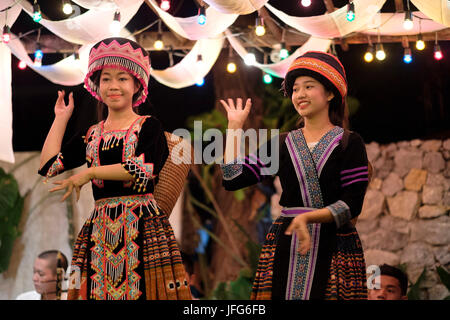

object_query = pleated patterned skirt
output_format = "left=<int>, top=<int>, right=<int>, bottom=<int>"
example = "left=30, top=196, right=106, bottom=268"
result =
left=67, top=194, right=192, bottom=300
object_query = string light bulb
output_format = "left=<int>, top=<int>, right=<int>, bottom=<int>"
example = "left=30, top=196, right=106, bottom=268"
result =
left=263, top=73, right=273, bottom=84
left=34, top=43, right=43, bottom=67
left=364, top=44, right=374, bottom=63
left=18, top=60, right=27, bottom=70
left=110, top=11, right=121, bottom=36
left=375, top=43, right=386, bottom=61
left=301, top=0, right=312, bottom=7
left=244, top=51, right=256, bottom=66
left=415, top=34, right=425, bottom=50
left=160, top=0, right=170, bottom=11
left=227, top=61, right=237, bottom=73
left=195, top=78, right=205, bottom=86
left=197, top=6, right=206, bottom=25
left=403, top=47, right=412, bottom=63
left=154, top=34, right=164, bottom=50
left=33, top=1, right=42, bottom=22
left=255, top=15, right=265, bottom=36
left=280, top=42, right=289, bottom=60
left=403, top=10, right=413, bottom=30
left=62, top=0, right=73, bottom=15
left=346, top=2, right=355, bottom=22
left=434, top=33, right=443, bottom=60
left=2, top=25, right=11, bottom=44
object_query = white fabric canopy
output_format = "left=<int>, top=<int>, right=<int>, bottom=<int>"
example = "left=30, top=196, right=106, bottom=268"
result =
left=146, top=0, right=238, bottom=40
left=203, top=0, right=268, bottom=15
left=265, top=0, right=386, bottom=38
left=410, top=0, right=450, bottom=27
left=150, top=36, right=224, bottom=88
left=72, top=0, right=118, bottom=10
left=225, top=30, right=331, bottom=78
left=19, top=0, right=143, bottom=45
left=361, top=12, right=447, bottom=36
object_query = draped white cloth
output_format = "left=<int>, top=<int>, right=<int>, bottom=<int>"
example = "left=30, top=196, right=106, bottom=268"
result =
left=150, top=36, right=224, bottom=88
left=410, top=0, right=450, bottom=27
left=203, top=0, right=268, bottom=14
left=146, top=0, right=238, bottom=40
left=19, top=0, right=143, bottom=45
left=72, top=0, right=119, bottom=10
left=265, top=0, right=386, bottom=38
left=225, top=30, right=331, bottom=78
left=361, top=12, right=448, bottom=36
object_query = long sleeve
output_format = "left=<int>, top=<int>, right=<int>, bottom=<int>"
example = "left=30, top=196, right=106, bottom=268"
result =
left=38, top=130, right=87, bottom=180
left=221, top=133, right=284, bottom=191
left=326, top=132, right=369, bottom=229
left=121, top=116, right=169, bottom=192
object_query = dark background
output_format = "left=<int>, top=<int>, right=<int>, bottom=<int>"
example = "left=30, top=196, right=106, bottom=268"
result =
left=9, top=0, right=450, bottom=151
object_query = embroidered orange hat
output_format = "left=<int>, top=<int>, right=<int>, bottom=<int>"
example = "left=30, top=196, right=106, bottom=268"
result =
left=283, top=51, right=347, bottom=105
left=85, top=37, right=151, bottom=107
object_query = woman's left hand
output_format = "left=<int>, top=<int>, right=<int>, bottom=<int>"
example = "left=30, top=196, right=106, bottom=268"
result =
left=285, top=215, right=311, bottom=255
left=49, top=169, right=93, bottom=202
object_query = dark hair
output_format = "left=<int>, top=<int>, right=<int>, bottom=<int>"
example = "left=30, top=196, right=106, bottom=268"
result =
left=379, top=264, right=408, bottom=295
left=293, top=77, right=349, bottom=130
left=38, top=250, right=68, bottom=275
left=92, top=70, right=143, bottom=121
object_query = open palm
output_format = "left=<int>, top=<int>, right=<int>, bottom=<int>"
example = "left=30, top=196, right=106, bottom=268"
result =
left=54, top=90, right=74, bottom=121
left=219, top=98, right=252, bottom=128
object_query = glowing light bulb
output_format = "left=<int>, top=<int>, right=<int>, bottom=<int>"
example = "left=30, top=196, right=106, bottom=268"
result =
left=110, top=11, right=121, bottom=36
left=364, top=46, right=374, bottom=62
left=403, top=48, right=412, bottom=63
left=403, top=11, right=413, bottom=30
left=416, top=36, right=425, bottom=50
left=18, top=60, right=27, bottom=70
left=197, top=7, right=206, bottom=25
left=196, top=78, right=205, bottom=86
left=154, top=34, right=164, bottom=50
left=62, top=1, right=73, bottom=15
left=227, top=62, right=237, bottom=73
left=375, top=43, right=385, bottom=61
left=244, top=52, right=256, bottom=66
left=160, top=0, right=170, bottom=11
left=280, top=48, right=289, bottom=60
left=434, top=44, right=443, bottom=60
left=2, top=25, right=10, bottom=43
left=263, top=73, right=273, bottom=84
left=33, top=3, right=42, bottom=22
left=255, top=16, right=265, bottom=36
left=346, top=2, right=355, bottom=22
left=301, top=0, right=312, bottom=7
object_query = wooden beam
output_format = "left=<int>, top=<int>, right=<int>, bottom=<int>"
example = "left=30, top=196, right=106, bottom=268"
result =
left=394, top=0, right=404, bottom=12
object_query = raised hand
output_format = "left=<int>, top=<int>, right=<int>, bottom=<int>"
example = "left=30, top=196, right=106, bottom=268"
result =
left=219, top=98, right=252, bottom=129
left=54, top=90, right=74, bottom=122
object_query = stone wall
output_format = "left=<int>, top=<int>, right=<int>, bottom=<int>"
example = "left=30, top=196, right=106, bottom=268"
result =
left=359, top=139, right=450, bottom=300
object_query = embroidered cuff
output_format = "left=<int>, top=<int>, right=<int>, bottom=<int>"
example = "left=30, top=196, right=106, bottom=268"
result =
left=220, top=163, right=243, bottom=181
left=45, top=153, right=65, bottom=182
left=122, top=154, right=154, bottom=192
left=326, top=200, right=351, bottom=229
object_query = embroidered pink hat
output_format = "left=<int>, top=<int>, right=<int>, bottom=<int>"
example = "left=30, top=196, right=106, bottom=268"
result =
left=84, top=37, right=151, bottom=107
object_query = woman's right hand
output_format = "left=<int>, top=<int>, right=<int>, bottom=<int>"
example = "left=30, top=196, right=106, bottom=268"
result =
left=219, top=98, right=252, bottom=129
left=54, top=90, right=74, bottom=121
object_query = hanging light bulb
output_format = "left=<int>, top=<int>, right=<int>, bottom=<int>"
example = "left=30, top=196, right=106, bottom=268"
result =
left=364, top=45, right=374, bottom=63
left=255, top=15, right=265, bottom=36
left=197, top=7, right=206, bottom=25
left=346, top=2, right=355, bottom=22
left=263, top=73, right=273, bottom=84
left=244, top=52, right=256, bottom=66
left=196, top=78, right=205, bottom=86
left=403, top=10, right=413, bottom=30
left=33, top=2, right=42, bottom=22
left=375, top=43, right=386, bottom=60
left=434, top=44, right=443, bottom=60
left=2, top=25, right=11, bottom=44
left=154, top=33, right=164, bottom=50
left=62, top=0, right=73, bottom=15
left=301, top=0, right=312, bottom=7
left=160, top=0, right=170, bottom=11
left=110, top=11, right=121, bottom=36
left=18, top=60, right=27, bottom=70
left=34, top=43, right=43, bottom=67
left=227, top=61, right=237, bottom=73
left=279, top=42, right=289, bottom=60
left=403, top=47, right=412, bottom=63
left=415, top=34, right=425, bottom=50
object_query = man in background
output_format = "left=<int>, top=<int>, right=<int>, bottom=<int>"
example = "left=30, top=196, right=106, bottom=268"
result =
left=368, top=264, right=408, bottom=300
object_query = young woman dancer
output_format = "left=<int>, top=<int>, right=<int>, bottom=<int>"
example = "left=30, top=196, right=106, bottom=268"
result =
left=220, top=51, right=369, bottom=300
left=39, top=37, right=191, bottom=300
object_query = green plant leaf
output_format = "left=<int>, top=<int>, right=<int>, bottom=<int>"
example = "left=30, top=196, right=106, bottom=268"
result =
left=407, top=267, right=427, bottom=300
left=436, top=266, right=450, bottom=291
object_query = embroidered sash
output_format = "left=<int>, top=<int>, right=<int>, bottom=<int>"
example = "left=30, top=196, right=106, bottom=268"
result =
left=284, top=126, right=343, bottom=300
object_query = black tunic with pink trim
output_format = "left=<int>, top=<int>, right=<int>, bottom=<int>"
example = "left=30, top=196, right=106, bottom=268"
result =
left=221, top=127, right=369, bottom=300
left=39, top=115, right=192, bottom=300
